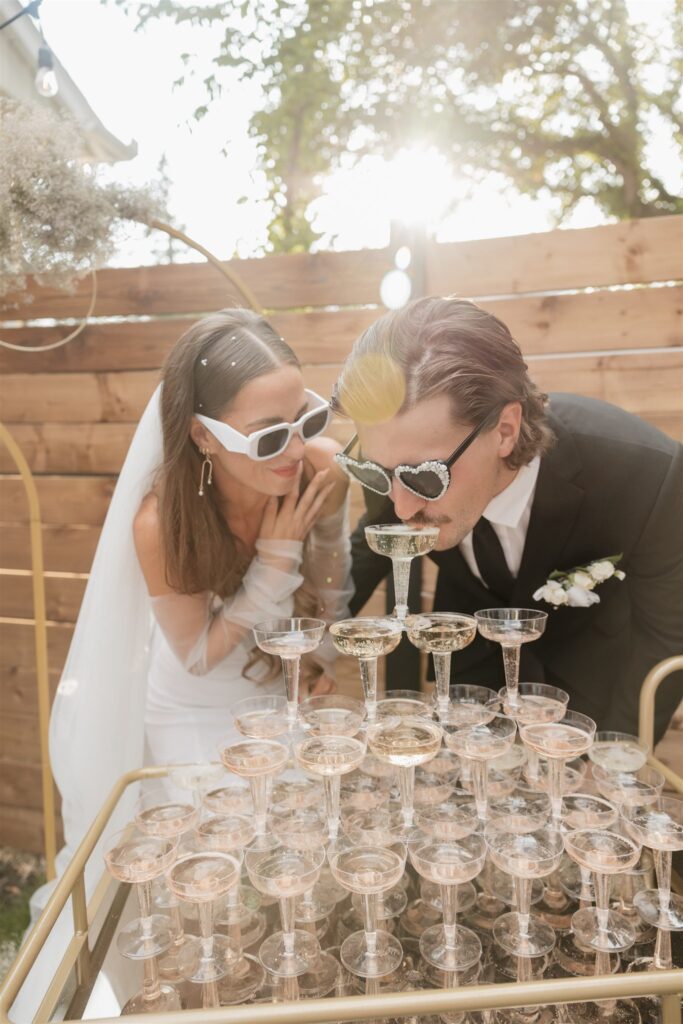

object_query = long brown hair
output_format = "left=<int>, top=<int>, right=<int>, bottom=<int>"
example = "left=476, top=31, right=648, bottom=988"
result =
left=334, top=296, right=555, bottom=469
left=158, top=309, right=299, bottom=599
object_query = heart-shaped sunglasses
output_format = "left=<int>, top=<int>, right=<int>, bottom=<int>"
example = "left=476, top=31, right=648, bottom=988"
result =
left=335, top=418, right=488, bottom=501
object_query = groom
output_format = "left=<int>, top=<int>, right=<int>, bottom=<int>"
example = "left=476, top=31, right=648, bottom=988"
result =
left=333, top=297, right=683, bottom=741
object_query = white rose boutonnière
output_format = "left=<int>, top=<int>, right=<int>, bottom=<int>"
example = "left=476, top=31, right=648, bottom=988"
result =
left=533, top=555, right=625, bottom=609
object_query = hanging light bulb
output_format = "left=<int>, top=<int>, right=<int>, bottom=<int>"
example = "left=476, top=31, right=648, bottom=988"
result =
left=35, top=45, right=58, bottom=98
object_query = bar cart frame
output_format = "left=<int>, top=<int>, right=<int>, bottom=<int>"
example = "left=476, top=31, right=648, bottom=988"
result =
left=2, top=657, right=682, bottom=1024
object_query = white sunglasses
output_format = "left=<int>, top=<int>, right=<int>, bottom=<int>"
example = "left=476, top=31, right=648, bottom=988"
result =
left=196, top=389, right=330, bottom=461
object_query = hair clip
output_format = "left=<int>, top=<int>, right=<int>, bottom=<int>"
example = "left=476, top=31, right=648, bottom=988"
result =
left=200, top=357, right=208, bottom=366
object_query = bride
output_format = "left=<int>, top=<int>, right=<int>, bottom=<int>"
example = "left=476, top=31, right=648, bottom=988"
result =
left=12, top=310, right=352, bottom=1024
left=48, top=308, right=353, bottom=871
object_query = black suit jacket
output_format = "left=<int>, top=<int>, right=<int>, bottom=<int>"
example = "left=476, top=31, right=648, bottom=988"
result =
left=349, top=394, right=683, bottom=741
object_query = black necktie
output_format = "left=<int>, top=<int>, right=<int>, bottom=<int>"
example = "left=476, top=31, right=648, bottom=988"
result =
left=472, top=516, right=515, bottom=603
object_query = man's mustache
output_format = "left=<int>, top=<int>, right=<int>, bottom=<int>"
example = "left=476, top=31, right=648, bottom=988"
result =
left=405, top=512, right=452, bottom=527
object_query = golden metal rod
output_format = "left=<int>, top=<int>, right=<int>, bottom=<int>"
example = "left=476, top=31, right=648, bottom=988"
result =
left=662, top=992, right=683, bottom=1024
left=648, top=752, right=683, bottom=794
left=0, top=766, right=164, bottom=1016
left=3, top=756, right=682, bottom=1023
left=0, top=423, right=56, bottom=881
left=71, top=872, right=91, bottom=988
left=53, top=970, right=683, bottom=1024
left=639, top=654, right=683, bottom=751
left=145, top=219, right=263, bottom=313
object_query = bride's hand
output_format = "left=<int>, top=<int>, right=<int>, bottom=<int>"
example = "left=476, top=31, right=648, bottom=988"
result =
left=259, top=465, right=335, bottom=543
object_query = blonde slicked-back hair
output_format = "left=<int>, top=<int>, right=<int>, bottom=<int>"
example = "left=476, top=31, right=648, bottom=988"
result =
left=333, top=296, right=555, bottom=469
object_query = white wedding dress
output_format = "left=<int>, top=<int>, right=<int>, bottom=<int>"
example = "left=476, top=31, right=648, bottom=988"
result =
left=9, top=386, right=352, bottom=1022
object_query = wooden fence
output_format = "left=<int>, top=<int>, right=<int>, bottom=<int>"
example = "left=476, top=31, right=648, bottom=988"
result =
left=1, top=214, right=682, bottom=852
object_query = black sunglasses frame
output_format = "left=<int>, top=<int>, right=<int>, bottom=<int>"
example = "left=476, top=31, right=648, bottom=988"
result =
left=335, top=417, right=491, bottom=501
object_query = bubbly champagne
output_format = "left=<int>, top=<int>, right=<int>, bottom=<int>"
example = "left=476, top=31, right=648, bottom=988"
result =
left=234, top=708, right=287, bottom=739
left=248, top=849, right=322, bottom=898
left=136, top=802, right=196, bottom=837
left=221, top=740, right=289, bottom=777
left=256, top=633, right=320, bottom=657
left=295, top=736, right=365, bottom=776
left=167, top=852, right=239, bottom=901
left=503, top=694, right=567, bottom=724
left=105, top=836, right=176, bottom=883
left=368, top=720, right=442, bottom=767
left=299, top=706, right=363, bottom=736
left=330, top=623, right=402, bottom=659
left=329, top=846, right=404, bottom=894
left=521, top=722, right=593, bottom=758
left=477, top=621, right=544, bottom=645
left=410, top=841, right=484, bottom=886
left=589, top=740, right=647, bottom=774
left=365, top=524, right=439, bottom=559
left=406, top=620, right=477, bottom=654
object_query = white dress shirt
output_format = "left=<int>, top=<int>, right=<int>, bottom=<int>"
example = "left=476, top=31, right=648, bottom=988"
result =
left=459, top=456, right=541, bottom=584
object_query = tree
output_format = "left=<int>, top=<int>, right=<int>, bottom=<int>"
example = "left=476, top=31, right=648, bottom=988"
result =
left=128, top=0, right=683, bottom=251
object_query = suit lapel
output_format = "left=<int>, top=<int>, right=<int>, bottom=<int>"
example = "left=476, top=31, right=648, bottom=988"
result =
left=512, top=416, right=585, bottom=604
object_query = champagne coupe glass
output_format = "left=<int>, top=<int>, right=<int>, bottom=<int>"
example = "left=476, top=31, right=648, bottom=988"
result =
left=328, top=838, right=407, bottom=978
left=268, top=806, right=339, bottom=926
left=499, top=683, right=569, bottom=783
left=232, top=694, right=289, bottom=739
left=298, top=694, right=365, bottom=736
left=253, top=617, right=326, bottom=728
left=203, top=780, right=252, bottom=816
left=474, top=608, right=547, bottom=708
left=104, top=829, right=177, bottom=959
left=134, top=786, right=199, bottom=984
left=104, top=829, right=180, bottom=1014
left=409, top=832, right=486, bottom=971
left=364, top=523, right=440, bottom=621
left=485, top=821, right=565, bottom=957
left=166, top=850, right=241, bottom=1006
left=564, top=828, right=642, bottom=952
left=587, top=732, right=649, bottom=774
left=194, top=814, right=267, bottom=1004
left=220, top=738, right=289, bottom=847
left=591, top=764, right=665, bottom=809
left=168, top=762, right=226, bottom=804
left=245, top=842, right=325, bottom=976
left=366, top=715, right=443, bottom=839
left=559, top=795, right=618, bottom=908
left=519, top=710, right=596, bottom=825
left=404, top=613, right=477, bottom=718
left=488, top=791, right=551, bottom=834
left=329, top=617, right=403, bottom=723
left=377, top=689, right=434, bottom=719
left=445, top=683, right=499, bottom=789
left=442, top=710, right=517, bottom=824
left=294, top=734, right=367, bottom=841
left=623, top=795, right=683, bottom=969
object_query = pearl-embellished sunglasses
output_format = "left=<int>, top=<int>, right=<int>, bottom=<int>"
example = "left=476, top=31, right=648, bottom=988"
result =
left=335, top=418, right=489, bottom=501
left=196, top=389, right=330, bottom=461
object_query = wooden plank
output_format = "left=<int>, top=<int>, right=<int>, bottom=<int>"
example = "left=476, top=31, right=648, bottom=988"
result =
left=0, top=761, right=50, bottom=810
left=0, top=572, right=86, bottom=622
left=0, top=476, right=116, bottom=525
left=0, top=525, right=100, bottom=573
left=0, top=248, right=392, bottom=319
left=488, top=285, right=683, bottom=355
left=0, top=619, right=73, bottom=677
left=1, top=286, right=681, bottom=379
left=0, top=308, right=379, bottom=375
left=0, top=803, right=56, bottom=853
left=426, top=215, right=683, bottom=297
left=0, top=369, right=158, bottom=424
left=0, top=423, right=135, bottom=474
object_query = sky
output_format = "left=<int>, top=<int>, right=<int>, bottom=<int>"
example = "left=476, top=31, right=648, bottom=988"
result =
left=32, top=0, right=680, bottom=267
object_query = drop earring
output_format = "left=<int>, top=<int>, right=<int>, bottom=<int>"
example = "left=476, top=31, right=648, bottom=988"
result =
left=198, top=448, right=213, bottom=496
